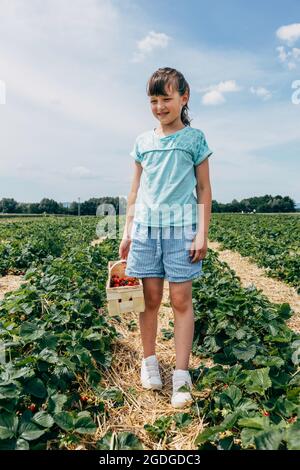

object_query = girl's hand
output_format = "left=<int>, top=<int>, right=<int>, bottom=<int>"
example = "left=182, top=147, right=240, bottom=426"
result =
left=119, top=237, right=132, bottom=260
left=189, top=233, right=207, bottom=263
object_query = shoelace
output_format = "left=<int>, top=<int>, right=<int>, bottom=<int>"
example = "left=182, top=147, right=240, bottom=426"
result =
left=144, top=362, right=160, bottom=379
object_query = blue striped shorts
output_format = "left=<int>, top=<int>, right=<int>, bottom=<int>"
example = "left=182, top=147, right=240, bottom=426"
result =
left=125, top=220, right=203, bottom=282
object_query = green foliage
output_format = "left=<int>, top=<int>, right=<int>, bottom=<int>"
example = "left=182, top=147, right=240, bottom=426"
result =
left=209, top=213, right=300, bottom=292
left=190, top=248, right=300, bottom=450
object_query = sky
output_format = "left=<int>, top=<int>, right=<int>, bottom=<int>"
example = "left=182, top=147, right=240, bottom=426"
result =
left=0, top=0, right=299, bottom=204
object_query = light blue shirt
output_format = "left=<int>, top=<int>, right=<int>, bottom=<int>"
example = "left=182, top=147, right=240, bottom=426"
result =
left=130, top=126, right=213, bottom=227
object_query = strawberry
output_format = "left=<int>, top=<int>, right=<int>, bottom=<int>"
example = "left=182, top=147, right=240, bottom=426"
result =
left=28, top=403, right=36, bottom=412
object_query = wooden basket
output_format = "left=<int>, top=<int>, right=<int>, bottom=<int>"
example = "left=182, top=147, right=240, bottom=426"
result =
left=106, top=259, right=145, bottom=316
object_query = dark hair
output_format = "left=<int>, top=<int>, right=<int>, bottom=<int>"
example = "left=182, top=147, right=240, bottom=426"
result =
left=146, top=67, right=192, bottom=126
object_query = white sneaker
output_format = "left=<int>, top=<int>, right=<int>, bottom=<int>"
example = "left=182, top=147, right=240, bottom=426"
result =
left=171, top=369, right=193, bottom=408
left=140, top=355, right=162, bottom=390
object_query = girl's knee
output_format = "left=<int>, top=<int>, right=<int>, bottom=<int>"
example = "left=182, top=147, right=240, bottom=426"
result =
left=144, top=293, right=162, bottom=310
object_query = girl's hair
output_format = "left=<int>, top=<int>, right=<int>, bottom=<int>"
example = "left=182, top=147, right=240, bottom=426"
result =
left=146, top=67, right=192, bottom=126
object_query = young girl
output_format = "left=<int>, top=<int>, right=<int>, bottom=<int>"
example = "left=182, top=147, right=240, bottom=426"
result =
left=119, top=67, right=213, bottom=408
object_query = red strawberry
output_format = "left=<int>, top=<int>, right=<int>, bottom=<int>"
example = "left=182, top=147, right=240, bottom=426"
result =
left=28, top=403, right=36, bottom=412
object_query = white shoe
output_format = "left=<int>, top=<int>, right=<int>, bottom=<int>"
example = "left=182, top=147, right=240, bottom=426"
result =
left=140, top=355, right=162, bottom=390
left=171, top=369, right=193, bottom=408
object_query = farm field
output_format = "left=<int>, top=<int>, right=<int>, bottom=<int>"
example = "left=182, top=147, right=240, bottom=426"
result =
left=208, top=214, right=300, bottom=293
left=0, top=215, right=299, bottom=450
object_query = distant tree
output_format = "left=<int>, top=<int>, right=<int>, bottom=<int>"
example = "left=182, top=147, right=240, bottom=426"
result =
left=39, top=198, right=60, bottom=214
left=15, top=202, right=29, bottom=213
left=0, top=198, right=17, bottom=213
left=28, top=203, right=42, bottom=214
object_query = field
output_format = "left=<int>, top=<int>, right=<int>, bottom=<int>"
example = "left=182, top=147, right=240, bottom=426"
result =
left=0, top=214, right=299, bottom=450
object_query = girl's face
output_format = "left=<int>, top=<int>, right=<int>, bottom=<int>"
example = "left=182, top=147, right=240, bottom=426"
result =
left=150, top=85, right=188, bottom=125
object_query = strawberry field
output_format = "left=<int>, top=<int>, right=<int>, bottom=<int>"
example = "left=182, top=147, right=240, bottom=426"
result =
left=209, top=214, right=300, bottom=293
left=0, top=215, right=299, bottom=450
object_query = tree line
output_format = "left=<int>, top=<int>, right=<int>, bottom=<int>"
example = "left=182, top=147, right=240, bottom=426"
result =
left=0, top=194, right=297, bottom=215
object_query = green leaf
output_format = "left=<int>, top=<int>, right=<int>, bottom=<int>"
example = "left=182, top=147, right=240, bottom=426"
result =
left=277, top=303, right=292, bottom=320
left=144, top=416, right=173, bottom=441
left=217, top=436, right=235, bottom=450
left=32, top=411, right=54, bottom=429
left=24, top=378, right=47, bottom=399
left=173, top=412, right=193, bottom=428
left=20, top=423, right=47, bottom=441
left=116, top=432, right=143, bottom=450
left=220, top=385, right=242, bottom=407
left=291, top=340, right=300, bottom=365
left=238, top=416, right=269, bottom=430
left=96, top=431, right=143, bottom=450
left=99, top=387, right=124, bottom=406
left=285, top=421, right=300, bottom=450
left=53, top=412, right=74, bottom=432
left=0, top=413, right=18, bottom=440
left=252, top=355, right=284, bottom=368
left=48, top=393, right=68, bottom=414
left=195, top=425, right=224, bottom=445
left=232, top=344, right=256, bottom=361
left=19, top=322, right=45, bottom=341
left=15, top=438, right=30, bottom=450
left=254, top=429, right=283, bottom=450
left=74, top=412, right=97, bottom=435
left=0, top=382, right=21, bottom=400
left=245, top=368, right=272, bottom=395
left=241, top=427, right=259, bottom=448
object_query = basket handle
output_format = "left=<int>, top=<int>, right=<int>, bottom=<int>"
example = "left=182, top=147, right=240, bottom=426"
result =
left=109, top=259, right=127, bottom=276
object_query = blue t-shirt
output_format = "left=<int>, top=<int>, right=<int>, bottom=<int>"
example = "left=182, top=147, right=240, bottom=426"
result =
left=130, top=125, right=213, bottom=227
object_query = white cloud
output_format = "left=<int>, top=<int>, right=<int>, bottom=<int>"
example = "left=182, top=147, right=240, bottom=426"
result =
left=131, top=31, right=171, bottom=63
left=276, top=24, right=300, bottom=70
left=276, top=23, right=300, bottom=46
left=200, top=80, right=241, bottom=106
left=250, top=86, right=272, bottom=100
left=202, top=90, right=225, bottom=105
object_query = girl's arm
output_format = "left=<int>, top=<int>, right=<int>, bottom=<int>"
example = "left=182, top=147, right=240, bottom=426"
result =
left=194, top=158, right=212, bottom=240
left=122, top=161, right=143, bottom=240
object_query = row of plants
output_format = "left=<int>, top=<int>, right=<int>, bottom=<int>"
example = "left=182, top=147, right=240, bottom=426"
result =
left=0, top=218, right=129, bottom=449
left=191, top=248, right=300, bottom=449
left=209, top=213, right=300, bottom=293
left=0, top=217, right=99, bottom=276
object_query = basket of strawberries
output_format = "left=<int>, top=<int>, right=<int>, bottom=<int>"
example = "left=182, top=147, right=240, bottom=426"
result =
left=106, top=259, right=145, bottom=316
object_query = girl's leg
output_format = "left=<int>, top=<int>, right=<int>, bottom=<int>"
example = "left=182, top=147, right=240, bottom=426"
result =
left=169, top=280, right=194, bottom=370
left=140, top=277, right=164, bottom=358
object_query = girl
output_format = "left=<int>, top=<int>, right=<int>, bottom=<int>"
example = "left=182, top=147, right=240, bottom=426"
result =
left=119, top=67, right=213, bottom=408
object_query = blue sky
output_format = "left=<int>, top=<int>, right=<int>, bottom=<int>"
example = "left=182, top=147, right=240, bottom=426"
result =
left=0, top=0, right=299, bottom=204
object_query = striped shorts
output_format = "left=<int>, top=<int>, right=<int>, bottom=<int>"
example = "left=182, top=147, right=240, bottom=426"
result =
left=125, top=220, right=203, bottom=283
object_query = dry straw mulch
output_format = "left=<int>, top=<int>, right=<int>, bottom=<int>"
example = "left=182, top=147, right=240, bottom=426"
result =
left=0, top=275, right=27, bottom=301
left=208, top=240, right=300, bottom=332
left=93, top=281, right=210, bottom=450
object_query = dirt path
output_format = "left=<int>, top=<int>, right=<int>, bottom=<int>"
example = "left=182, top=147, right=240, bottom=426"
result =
left=207, top=240, right=300, bottom=333
left=0, top=275, right=27, bottom=301
left=95, top=281, right=211, bottom=450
